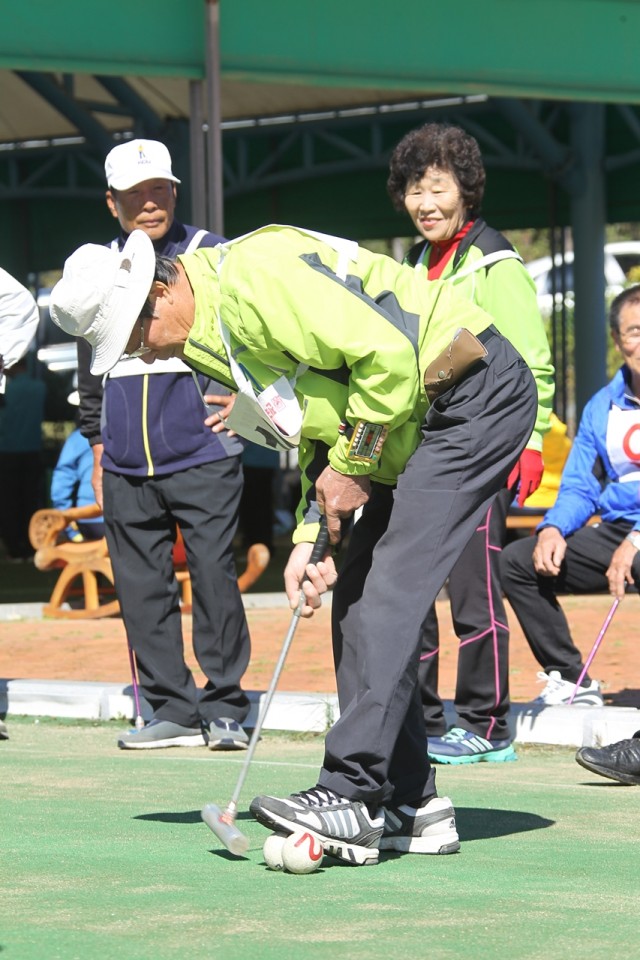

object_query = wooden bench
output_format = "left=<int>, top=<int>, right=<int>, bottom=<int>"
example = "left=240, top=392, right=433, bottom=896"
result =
left=506, top=513, right=546, bottom=534
left=506, top=513, right=601, bottom=535
left=28, top=504, right=270, bottom=619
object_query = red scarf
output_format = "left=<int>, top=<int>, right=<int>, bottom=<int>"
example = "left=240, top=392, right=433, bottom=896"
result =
left=426, top=220, right=475, bottom=280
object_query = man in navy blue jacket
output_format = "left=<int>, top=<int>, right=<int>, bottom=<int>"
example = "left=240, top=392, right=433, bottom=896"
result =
left=77, top=139, right=251, bottom=750
left=501, top=284, right=640, bottom=709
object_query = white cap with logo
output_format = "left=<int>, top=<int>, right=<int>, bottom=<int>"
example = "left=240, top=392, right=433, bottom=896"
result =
left=104, top=139, right=181, bottom=191
left=49, top=230, right=156, bottom=376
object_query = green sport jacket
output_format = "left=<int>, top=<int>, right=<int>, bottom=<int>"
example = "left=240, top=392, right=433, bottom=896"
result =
left=179, top=224, right=542, bottom=541
left=405, top=218, right=554, bottom=453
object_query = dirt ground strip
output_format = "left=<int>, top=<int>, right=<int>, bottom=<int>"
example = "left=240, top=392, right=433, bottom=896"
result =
left=1, top=593, right=639, bottom=707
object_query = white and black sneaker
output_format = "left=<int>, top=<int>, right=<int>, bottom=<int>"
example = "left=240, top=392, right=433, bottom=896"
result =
left=380, top=796, right=461, bottom=854
left=250, top=786, right=384, bottom=866
left=535, top=670, right=604, bottom=706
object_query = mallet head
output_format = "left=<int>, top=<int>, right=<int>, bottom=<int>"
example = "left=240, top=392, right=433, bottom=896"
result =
left=201, top=802, right=249, bottom=856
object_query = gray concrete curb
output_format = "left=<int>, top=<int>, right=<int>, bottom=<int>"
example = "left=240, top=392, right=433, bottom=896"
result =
left=0, top=594, right=304, bottom=622
left=1, top=676, right=638, bottom=748
left=1, top=601, right=638, bottom=747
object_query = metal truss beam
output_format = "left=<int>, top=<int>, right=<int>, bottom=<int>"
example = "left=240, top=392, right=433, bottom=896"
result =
left=14, top=71, right=113, bottom=155
left=2, top=96, right=640, bottom=210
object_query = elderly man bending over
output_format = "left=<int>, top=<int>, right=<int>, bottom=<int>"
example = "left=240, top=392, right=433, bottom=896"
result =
left=50, top=224, right=543, bottom=867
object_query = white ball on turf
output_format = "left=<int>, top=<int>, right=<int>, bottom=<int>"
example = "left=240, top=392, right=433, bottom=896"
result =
left=281, top=831, right=324, bottom=874
left=263, top=832, right=287, bottom=870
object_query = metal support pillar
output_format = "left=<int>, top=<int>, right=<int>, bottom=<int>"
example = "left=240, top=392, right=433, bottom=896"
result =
left=570, top=103, right=607, bottom=421
left=205, top=0, right=224, bottom=236
left=189, top=80, right=207, bottom=228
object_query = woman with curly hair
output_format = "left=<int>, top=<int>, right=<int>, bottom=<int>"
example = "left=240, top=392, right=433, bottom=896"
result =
left=387, top=122, right=554, bottom=765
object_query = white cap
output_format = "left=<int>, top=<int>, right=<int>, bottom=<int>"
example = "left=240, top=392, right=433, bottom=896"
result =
left=49, top=230, right=156, bottom=376
left=104, top=139, right=181, bottom=191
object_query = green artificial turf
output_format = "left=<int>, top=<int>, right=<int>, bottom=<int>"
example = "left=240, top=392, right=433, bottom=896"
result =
left=2, top=718, right=638, bottom=960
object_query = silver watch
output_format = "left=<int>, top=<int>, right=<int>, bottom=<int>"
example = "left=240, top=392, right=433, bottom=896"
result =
left=626, top=530, right=640, bottom=551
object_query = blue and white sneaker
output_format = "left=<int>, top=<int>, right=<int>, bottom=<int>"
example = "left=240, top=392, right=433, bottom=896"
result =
left=428, top=727, right=517, bottom=765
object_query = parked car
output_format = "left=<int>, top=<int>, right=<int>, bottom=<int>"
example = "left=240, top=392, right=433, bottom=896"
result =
left=525, top=241, right=640, bottom=314
left=604, top=241, right=640, bottom=281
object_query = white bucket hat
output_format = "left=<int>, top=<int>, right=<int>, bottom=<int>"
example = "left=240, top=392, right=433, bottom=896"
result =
left=50, top=230, right=156, bottom=376
left=105, top=139, right=181, bottom=191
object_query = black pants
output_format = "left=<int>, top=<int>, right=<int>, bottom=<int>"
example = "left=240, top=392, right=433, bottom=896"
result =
left=320, top=327, right=537, bottom=808
left=500, top=520, right=640, bottom=683
left=103, top=457, right=251, bottom=727
left=0, top=451, right=44, bottom=558
left=239, top=466, right=275, bottom=553
left=418, top=485, right=513, bottom=740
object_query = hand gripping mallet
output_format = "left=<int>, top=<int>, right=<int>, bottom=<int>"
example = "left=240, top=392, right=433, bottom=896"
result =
left=202, top=517, right=330, bottom=855
left=567, top=597, right=620, bottom=705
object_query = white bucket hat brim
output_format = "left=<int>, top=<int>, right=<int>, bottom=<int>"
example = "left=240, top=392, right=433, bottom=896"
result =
left=50, top=230, right=156, bottom=376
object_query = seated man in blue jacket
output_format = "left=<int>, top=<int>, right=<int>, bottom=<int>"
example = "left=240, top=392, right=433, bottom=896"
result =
left=500, top=284, right=640, bottom=709
left=50, top=425, right=105, bottom=542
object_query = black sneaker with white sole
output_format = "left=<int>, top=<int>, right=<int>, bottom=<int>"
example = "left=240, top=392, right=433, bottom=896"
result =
left=207, top=717, right=249, bottom=751
left=249, top=786, right=384, bottom=866
left=380, top=796, right=461, bottom=854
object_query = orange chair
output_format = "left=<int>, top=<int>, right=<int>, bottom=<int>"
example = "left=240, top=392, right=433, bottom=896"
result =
left=28, top=504, right=270, bottom=619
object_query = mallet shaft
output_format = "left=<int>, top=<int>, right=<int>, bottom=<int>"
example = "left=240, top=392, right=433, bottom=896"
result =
left=201, top=518, right=329, bottom=854
left=567, top=597, right=619, bottom=704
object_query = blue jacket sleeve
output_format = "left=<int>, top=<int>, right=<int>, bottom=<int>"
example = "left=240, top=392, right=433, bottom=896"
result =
left=50, top=431, right=83, bottom=511
left=538, top=399, right=603, bottom=536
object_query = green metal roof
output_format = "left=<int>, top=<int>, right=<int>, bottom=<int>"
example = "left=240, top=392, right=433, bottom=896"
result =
left=3, top=0, right=640, bottom=103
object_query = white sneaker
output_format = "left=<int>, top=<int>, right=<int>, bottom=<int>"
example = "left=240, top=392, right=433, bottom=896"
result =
left=380, top=796, right=461, bottom=854
left=534, top=670, right=603, bottom=706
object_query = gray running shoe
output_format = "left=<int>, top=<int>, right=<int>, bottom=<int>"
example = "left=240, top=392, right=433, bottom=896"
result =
left=207, top=717, right=249, bottom=751
left=250, top=785, right=383, bottom=866
left=117, top=718, right=205, bottom=750
left=0, top=719, right=8, bottom=740
left=380, top=796, right=461, bottom=854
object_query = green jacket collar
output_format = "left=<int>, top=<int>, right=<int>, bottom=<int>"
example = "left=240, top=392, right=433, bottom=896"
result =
left=179, top=249, right=235, bottom=388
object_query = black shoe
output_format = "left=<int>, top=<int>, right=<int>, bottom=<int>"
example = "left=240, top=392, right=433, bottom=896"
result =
left=575, top=732, right=640, bottom=785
